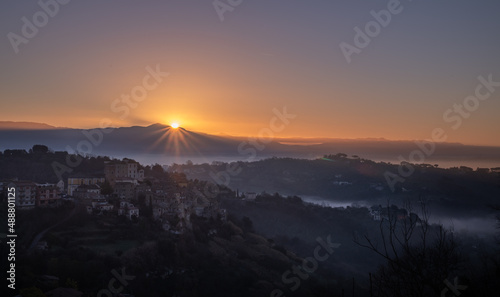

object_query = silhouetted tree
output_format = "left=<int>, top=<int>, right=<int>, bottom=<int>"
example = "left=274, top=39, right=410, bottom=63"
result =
left=355, top=202, right=462, bottom=297
left=30, top=144, right=49, bottom=154
left=100, top=180, right=113, bottom=195
left=241, top=216, right=254, bottom=233
left=19, top=287, right=46, bottom=297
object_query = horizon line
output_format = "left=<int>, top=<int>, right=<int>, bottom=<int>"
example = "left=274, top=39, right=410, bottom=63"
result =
left=1, top=121, right=499, bottom=148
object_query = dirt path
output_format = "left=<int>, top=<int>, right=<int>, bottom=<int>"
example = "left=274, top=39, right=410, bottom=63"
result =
left=27, top=201, right=80, bottom=253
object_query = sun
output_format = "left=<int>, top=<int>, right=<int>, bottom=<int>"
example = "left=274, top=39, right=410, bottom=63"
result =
left=171, top=122, right=179, bottom=129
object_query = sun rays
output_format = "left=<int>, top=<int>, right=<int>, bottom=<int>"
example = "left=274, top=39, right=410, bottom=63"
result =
left=144, top=124, right=203, bottom=158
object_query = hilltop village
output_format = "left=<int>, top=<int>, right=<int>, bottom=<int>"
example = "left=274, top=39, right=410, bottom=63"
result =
left=1, top=147, right=230, bottom=235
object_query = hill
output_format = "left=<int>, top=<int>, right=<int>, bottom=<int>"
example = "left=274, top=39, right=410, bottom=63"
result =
left=1, top=122, right=500, bottom=167
left=173, top=155, right=500, bottom=221
left=0, top=121, right=64, bottom=130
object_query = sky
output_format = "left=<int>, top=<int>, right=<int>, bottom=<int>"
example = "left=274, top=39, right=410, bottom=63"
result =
left=1, top=0, right=500, bottom=146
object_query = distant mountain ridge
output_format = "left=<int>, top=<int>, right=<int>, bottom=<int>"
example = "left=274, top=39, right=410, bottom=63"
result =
left=0, top=121, right=67, bottom=130
left=0, top=123, right=246, bottom=156
left=0, top=122, right=500, bottom=166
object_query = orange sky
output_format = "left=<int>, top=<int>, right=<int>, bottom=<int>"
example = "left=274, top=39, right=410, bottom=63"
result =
left=1, top=1, right=499, bottom=146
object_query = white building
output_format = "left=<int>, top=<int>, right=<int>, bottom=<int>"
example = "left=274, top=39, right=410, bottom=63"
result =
left=118, top=201, right=139, bottom=220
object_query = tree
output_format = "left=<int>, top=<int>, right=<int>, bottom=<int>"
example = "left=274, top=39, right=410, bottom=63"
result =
left=65, top=278, right=78, bottom=289
left=100, top=180, right=113, bottom=195
left=20, top=287, right=46, bottom=297
left=335, top=153, right=348, bottom=159
left=30, top=144, right=49, bottom=154
left=241, top=216, right=254, bottom=233
left=151, top=163, right=168, bottom=180
left=355, top=202, right=462, bottom=297
left=4, top=149, right=27, bottom=156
